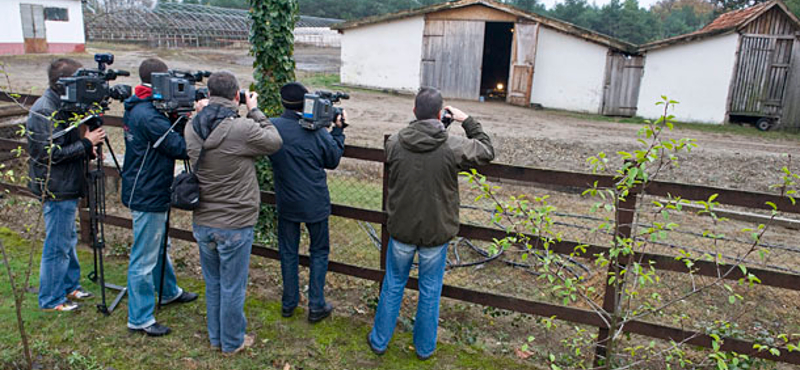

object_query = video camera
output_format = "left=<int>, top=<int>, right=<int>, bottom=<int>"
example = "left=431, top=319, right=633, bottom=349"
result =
left=300, top=90, right=349, bottom=131
left=57, top=53, right=132, bottom=121
left=151, top=70, right=212, bottom=115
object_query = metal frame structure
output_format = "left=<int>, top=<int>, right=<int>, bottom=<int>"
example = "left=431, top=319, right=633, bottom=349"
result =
left=84, top=3, right=341, bottom=48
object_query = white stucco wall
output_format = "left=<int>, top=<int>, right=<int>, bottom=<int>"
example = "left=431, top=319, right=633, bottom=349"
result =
left=530, top=26, right=609, bottom=113
left=0, top=0, right=84, bottom=44
left=637, top=33, right=739, bottom=124
left=340, top=16, right=425, bottom=92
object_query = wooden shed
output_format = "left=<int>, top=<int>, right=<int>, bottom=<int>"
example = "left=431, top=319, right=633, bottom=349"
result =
left=333, top=0, right=642, bottom=116
left=0, top=0, right=85, bottom=55
left=638, top=0, right=800, bottom=129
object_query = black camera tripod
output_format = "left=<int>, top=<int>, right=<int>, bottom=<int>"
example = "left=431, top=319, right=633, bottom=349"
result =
left=84, top=116, right=127, bottom=315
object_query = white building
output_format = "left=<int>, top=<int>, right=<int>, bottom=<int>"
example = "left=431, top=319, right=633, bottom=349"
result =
left=333, top=0, right=642, bottom=115
left=638, top=0, right=800, bottom=128
left=0, top=0, right=85, bottom=55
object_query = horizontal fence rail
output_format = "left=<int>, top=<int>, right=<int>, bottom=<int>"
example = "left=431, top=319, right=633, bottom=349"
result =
left=1, top=92, right=799, bottom=365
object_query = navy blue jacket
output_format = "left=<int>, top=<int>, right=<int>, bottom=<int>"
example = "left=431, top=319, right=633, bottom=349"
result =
left=269, top=110, right=345, bottom=223
left=121, top=93, right=188, bottom=212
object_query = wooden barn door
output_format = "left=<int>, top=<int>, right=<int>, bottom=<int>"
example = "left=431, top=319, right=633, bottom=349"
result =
left=601, top=52, right=644, bottom=117
left=421, top=20, right=485, bottom=100
left=507, top=22, right=539, bottom=107
left=730, top=35, right=794, bottom=116
left=20, top=4, right=47, bottom=54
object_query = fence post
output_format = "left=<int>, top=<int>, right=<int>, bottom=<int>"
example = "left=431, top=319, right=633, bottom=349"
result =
left=594, top=188, right=638, bottom=368
left=78, top=200, right=91, bottom=244
left=380, top=135, right=390, bottom=272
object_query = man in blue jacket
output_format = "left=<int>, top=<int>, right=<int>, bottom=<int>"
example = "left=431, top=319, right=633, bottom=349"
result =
left=121, top=58, right=198, bottom=337
left=269, top=82, right=345, bottom=323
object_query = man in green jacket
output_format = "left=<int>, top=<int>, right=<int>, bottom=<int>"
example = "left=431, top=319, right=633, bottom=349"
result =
left=367, top=87, right=495, bottom=360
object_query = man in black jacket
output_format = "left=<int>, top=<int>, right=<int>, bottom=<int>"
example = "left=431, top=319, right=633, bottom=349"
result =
left=268, top=82, right=345, bottom=323
left=121, top=58, right=197, bottom=337
left=28, top=58, right=106, bottom=311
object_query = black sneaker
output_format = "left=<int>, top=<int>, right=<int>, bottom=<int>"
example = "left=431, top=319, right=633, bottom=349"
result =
left=162, top=291, right=199, bottom=306
left=307, top=303, right=334, bottom=323
left=366, top=332, right=385, bottom=356
left=281, top=306, right=296, bottom=318
left=129, top=322, right=171, bottom=337
left=417, top=352, right=433, bottom=361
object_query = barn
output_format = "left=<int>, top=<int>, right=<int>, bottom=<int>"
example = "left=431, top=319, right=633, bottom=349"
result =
left=0, top=0, right=85, bottom=55
left=332, top=0, right=643, bottom=116
left=638, top=0, right=800, bottom=129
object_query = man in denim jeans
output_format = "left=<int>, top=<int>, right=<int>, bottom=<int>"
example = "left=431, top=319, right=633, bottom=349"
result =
left=367, top=87, right=494, bottom=360
left=28, top=58, right=107, bottom=312
left=185, top=71, right=282, bottom=353
left=121, top=58, right=199, bottom=336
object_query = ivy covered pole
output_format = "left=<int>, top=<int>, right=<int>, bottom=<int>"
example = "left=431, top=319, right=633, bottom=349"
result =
left=249, top=0, right=299, bottom=115
left=249, top=0, right=298, bottom=243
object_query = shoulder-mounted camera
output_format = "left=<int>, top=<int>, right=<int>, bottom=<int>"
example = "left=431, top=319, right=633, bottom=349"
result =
left=300, top=90, right=349, bottom=131
left=57, top=53, right=132, bottom=116
left=151, top=69, right=211, bottom=115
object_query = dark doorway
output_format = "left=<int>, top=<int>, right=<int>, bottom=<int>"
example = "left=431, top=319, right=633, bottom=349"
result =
left=480, top=22, right=514, bottom=100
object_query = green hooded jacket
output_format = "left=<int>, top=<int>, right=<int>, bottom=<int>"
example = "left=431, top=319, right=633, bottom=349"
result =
left=385, top=116, right=495, bottom=247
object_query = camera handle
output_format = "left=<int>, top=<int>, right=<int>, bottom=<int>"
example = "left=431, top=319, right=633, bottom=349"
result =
left=153, top=115, right=188, bottom=150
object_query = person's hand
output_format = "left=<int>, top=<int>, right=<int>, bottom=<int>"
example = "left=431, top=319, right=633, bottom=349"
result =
left=245, top=91, right=259, bottom=111
left=444, top=106, right=468, bottom=122
left=91, top=145, right=98, bottom=159
left=195, top=99, right=210, bottom=114
left=84, top=127, right=106, bottom=146
left=333, top=109, right=347, bottom=129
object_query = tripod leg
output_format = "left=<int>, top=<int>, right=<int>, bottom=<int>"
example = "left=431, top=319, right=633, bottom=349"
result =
left=103, top=136, right=123, bottom=175
left=157, top=208, right=172, bottom=310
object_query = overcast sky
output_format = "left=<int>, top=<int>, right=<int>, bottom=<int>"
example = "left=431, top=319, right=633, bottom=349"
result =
left=539, top=0, right=663, bottom=10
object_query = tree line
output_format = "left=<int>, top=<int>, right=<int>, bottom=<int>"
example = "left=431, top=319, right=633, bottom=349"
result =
left=92, top=0, right=800, bottom=45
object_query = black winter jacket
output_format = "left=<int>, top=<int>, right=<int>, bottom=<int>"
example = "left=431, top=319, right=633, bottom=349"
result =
left=27, top=88, right=93, bottom=200
left=268, top=110, right=345, bottom=223
left=120, top=93, right=188, bottom=212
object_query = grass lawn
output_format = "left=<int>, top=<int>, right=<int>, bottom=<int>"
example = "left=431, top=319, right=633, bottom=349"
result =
left=0, top=227, right=543, bottom=370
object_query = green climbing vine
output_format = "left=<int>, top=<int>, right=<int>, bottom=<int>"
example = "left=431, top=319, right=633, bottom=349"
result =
left=249, top=0, right=298, bottom=244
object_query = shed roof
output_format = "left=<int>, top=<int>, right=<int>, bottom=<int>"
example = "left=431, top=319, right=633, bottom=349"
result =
left=332, top=0, right=636, bottom=53
left=640, top=0, right=800, bottom=51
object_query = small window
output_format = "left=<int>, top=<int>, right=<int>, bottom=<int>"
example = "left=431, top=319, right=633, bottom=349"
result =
left=44, top=7, right=68, bottom=22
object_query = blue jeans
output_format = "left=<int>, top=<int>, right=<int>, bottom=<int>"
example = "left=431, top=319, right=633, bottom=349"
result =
left=369, top=237, right=448, bottom=358
left=127, top=211, right=182, bottom=329
left=193, top=224, right=253, bottom=352
left=39, top=199, right=81, bottom=309
left=278, top=217, right=330, bottom=311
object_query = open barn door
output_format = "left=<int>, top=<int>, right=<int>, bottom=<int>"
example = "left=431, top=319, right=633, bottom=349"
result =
left=421, top=19, right=485, bottom=100
left=601, top=52, right=644, bottom=117
left=507, top=22, right=539, bottom=107
left=20, top=4, right=47, bottom=54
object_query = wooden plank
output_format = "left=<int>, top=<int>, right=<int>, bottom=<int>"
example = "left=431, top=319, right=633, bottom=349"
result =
left=781, top=38, right=800, bottom=129
left=427, top=4, right=517, bottom=22
left=602, top=52, right=643, bottom=117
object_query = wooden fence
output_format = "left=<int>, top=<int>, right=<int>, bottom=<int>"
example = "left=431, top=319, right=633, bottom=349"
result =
left=1, top=93, right=799, bottom=366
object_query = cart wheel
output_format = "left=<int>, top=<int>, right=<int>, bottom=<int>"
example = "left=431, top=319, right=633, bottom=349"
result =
left=756, top=118, right=773, bottom=132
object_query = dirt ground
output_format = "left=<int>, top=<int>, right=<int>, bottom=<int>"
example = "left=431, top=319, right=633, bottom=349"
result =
left=1, top=44, right=799, bottom=368
left=2, top=43, right=799, bottom=193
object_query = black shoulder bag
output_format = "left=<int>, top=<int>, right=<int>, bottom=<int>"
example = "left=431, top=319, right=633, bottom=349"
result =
left=170, top=148, right=204, bottom=211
